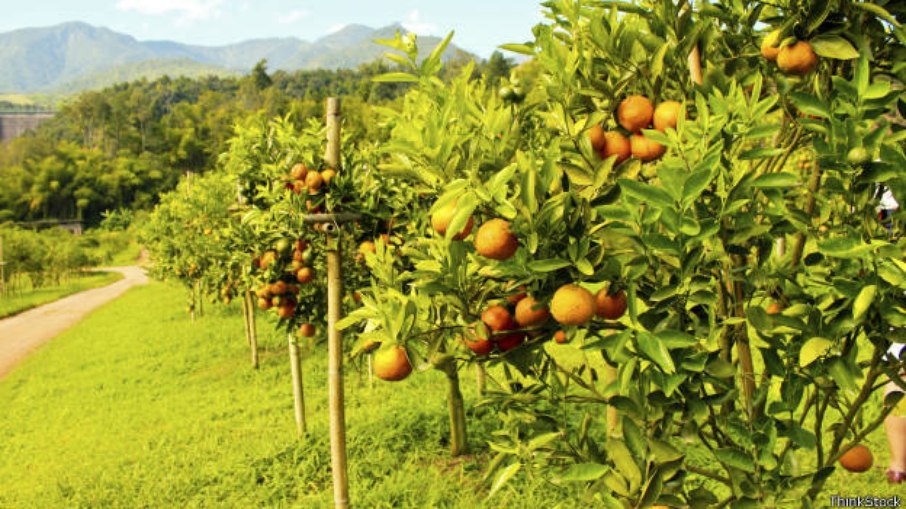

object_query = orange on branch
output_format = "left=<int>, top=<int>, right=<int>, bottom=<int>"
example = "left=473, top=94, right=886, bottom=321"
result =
left=551, top=284, right=596, bottom=326
left=777, top=41, right=818, bottom=75
left=374, top=346, right=413, bottom=381
left=618, top=95, right=654, bottom=133
left=474, top=219, right=518, bottom=260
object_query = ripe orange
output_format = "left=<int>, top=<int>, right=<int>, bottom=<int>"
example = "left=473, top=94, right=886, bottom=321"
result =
left=554, top=330, right=568, bottom=344
left=760, top=30, right=781, bottom=62
left=296, top=267, right=314, bottom=283
left=588, top=124, right=607, bottom=153
left=293, top=180, right=306, bottom=195
left=515, top=296, right=550, bottom=327
left=294, top=239, right=308, bottom=252
left=618, top=95, right=654, bottom=133
left=496, top=332, right=525, bottom=352
left=766, top=302, right=784, bottom=315
left=777, top=41, right=818, bottom=76
left=260, top=250, right=277, bottom=270
left=482, top=305, right=514, bottom=332
left=653, top=101, right=682, bottom=131
left=257, top=297, right=272, bottom=310
left=630, top=134, right=666, bottom=162
left=374, top=346, right=413, bottom=381
left=305, top=171, right=324, bottom=192
left=474, top=219, right=519, bottom=261
left=277, top=301, right=296, bottom=319
left=359, top=240, right=377, bottom=256
left=595, top=288, right=627, bottom=320
left=299, top=323, right=315, bottom=337
left=597, top=131, right=631, bottom=166
left=431, top=200, right=475, bottom=240
left=551, top=284, right=596, bottom=326
left=464, top=325, right=494, bottom=356
left=290, top=163, right=308, bottom=180
left=839, top=444, right=873, bottom=473
left=255, top=286, right=270, bottom=299
left=321, top=169, right=336, bottom=185
left=506, top=287, right=527, bottom=305
left=270, top=280, right=288, bottom=295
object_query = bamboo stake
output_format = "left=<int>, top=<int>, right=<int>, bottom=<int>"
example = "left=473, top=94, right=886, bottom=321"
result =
left=0, top=236, right=5, bottom=296
left=288, top=333, right=307, bottom=436
left=246, top=290, right=259, bottom=369
left=324, top=97, right=350, bottom=509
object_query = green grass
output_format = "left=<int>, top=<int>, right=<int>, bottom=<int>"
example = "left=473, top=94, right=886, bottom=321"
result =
left=0, top=270, right=123, bottom=318
left=0, top=281, right=898, bottom=508
left=0, top=282, right=587, bottom=508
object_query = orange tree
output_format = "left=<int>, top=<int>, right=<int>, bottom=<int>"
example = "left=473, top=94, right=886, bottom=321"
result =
left=142, top=172, right=237, bottom=320
left=343, top=0, right=906, bottom=506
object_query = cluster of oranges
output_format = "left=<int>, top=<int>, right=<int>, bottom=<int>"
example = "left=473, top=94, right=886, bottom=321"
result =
left=761, top=33, right=818, bottom=76
left=284, top=162, right=336, bottom=197
left=426, top=200, right=631, bottom=358
left=252, top=238, right=317, bottom=337
left=588, top=96, right=682, bottom=166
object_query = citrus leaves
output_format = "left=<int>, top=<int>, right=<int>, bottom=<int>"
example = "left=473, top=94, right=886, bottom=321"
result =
left=809, top=35, right=860, bottom=60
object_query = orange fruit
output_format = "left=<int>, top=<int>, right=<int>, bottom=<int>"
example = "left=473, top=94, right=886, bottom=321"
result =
left=588, top=124, right=607, bottom=153
left=296, top=267, right=314, bottom=283
left=505, top=285, right=527, bottom=305
left=305, top=170, right=324, bottom=192
left=257, top=297, right=272, bottom=310
left=595, top=288, right=627, bottom=320
left=777, top=41, right=818, bottom=76
left=431, top=200, right=474, bottom=240
left=551, top=284, right=596, bottom=326
left=294, top=239, right=308, bottom=252
left=597, top=131, right=631, bottom=166
left=766, top=302, right=784, bottom=315
left=482, top=305, right=514, bottom=332
left=299, top=323, right=315, bottom=337
left=260, top=250, right=277, bottom=270
left=618, top=95, right=654, bottom=133
left=359, top=240, right=376, bottom=256
left=374, top=346, right=413, bottom=381
left=255, top=286, right=270, bottom=299
left=269, top=281, right=286, bottom=295
left=630, top=134, right=666, bottom=162
left=277, top=301, right=296, bottom=319
left=760, top=30, right=781, bottom=62
left=496, top=332, right=525, bottom=352
left=474, top=219, right=519, bottom=261
left=515, top=296, right=550, bottom=327
left=653, top=101, right=682, bottom=131
left=463, top=325, right=494, bottom=356
left=290, top=163, right=308, bottom=180
left=554, top=330, right=568, bottom=344
left=839, top=444, right=873, bottom=473
left=321, top=169, right=336, bottom=185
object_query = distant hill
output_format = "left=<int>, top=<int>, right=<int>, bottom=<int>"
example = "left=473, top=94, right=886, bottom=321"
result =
left=0, top=22, right=473, bottom=94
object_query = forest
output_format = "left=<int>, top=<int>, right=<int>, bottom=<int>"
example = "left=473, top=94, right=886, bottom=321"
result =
left=0, top=52, right=516, bottom=226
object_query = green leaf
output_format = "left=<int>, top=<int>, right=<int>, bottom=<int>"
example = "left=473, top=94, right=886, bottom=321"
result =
left=488, top=462, right=521, bottom=498
left=618, top=179, right=675, bottom=208
left=799, top=337, right=833, bottom=367
left=606, top=439, right=642, bottom=492
left=790, top=92, right=831, bottom=118
left=713, top=447, right=755, bottom=473
left=751, top=172, right=799, bottom=188
left=852, top=284, right=877, bottom=322
left=656, top=329, right=697, bottom=349
left=425, top=31, right=455, bottom=70
left=373, top=72, right=419, bottom=83
left=498, top=43, right=535, bottom=55
left=740, top=148, right=785, bottom=160
left=853, top=2, right=902, bottom=28
left=810, top=35, right=860, bottom=60
left=527, top=259, right=572, bottom=272
left=818, top=237, right=883, bottom=259
left=637, top=332, right=676, bottom=373
left=557, top=463, right=609, bottom=482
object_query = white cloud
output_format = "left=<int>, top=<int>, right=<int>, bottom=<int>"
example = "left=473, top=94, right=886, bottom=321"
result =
left=115, top=0, right=224, bottom=23
left=402, top=9, right=437, bottom=35
left=276, top=9, right=310, bottom=25
left=327, top=23, right=348, bottom=34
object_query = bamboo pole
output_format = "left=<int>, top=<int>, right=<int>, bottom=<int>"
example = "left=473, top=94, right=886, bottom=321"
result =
left=324, top=97, right=350, bottom=509
left=246, top=290, right=259, bottom=369
left=288, top=333, right=307, bottom=436
left=0, top=236, right=5, bottom=296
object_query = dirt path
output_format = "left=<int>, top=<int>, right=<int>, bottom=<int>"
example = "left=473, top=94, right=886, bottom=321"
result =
left=0, top=266, right=148, bottom=379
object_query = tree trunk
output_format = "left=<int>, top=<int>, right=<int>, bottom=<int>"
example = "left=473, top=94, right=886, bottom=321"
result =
left=445, top=365, right=469, bottom=456
left=475, top=363, right=487, bottom=395
left=245, top=290, right=259, bottom=369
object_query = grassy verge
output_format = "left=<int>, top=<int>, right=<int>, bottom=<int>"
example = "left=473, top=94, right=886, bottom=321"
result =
left=0, top=270, right=124, bottom=318
left=0, top=281, right=896, bottom=507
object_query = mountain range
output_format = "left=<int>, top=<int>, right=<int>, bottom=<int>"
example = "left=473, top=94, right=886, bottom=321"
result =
left=0, top=22, right=473, bottom=94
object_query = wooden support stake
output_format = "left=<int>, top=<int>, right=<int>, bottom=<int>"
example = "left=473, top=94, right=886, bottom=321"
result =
left=289, top=333, right=307, bottom=437
left=246, top=290, right=259, bottom=369
left=325, top=97, right=350, bottom=509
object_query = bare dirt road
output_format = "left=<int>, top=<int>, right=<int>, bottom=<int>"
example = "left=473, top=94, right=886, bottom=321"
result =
left=0, top=266, right=148, bottom=379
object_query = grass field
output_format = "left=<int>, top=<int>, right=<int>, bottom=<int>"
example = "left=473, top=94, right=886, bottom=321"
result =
left=0, top=270, right=124, bottom=318
left=0, top=281, right=899, bottom=508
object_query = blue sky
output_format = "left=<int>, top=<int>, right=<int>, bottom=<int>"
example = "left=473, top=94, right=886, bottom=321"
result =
left=0, top=1, right=546, bottom=57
